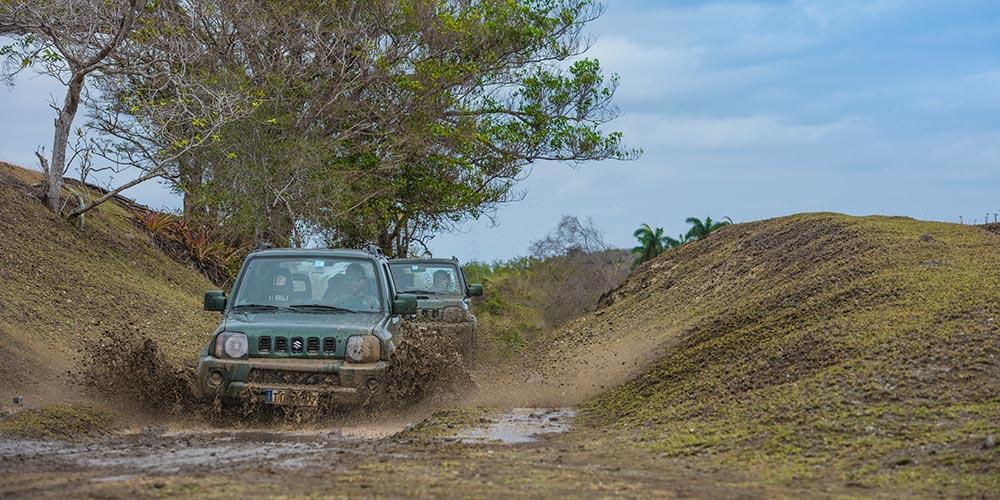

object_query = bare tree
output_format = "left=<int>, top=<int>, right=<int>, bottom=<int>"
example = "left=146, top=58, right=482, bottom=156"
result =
left=2, top=0, right=255, bottom=220
left=0, top=0, right=144, bottom=213
left=524, top=215, right=630, bottom=325
left=530, top=215, right=610, bottom=259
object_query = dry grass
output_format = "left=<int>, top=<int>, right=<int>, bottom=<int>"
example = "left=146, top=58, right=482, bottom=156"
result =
left=0, top=163, right=218, bottom=407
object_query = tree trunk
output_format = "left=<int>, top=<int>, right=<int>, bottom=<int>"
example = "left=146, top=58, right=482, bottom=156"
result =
left=46, top=73, right=85, bottom=213
left=179, top=158, right=203, bottom=222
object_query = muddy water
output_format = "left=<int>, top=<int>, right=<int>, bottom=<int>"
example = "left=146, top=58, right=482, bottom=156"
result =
left=0, top=408, right=575, bottom=488
left=452, top=408, right=576, bottom=444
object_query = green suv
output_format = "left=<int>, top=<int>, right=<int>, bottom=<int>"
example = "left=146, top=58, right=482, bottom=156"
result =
left=195, top=248, right=417, bottom=407
left=389, top=257, right=483, bottom=359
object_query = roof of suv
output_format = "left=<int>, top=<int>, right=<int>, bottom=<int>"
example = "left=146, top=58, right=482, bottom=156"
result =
left=390, top=257, right=461, bottom=265
left=250, top=248, right=385, bottom=261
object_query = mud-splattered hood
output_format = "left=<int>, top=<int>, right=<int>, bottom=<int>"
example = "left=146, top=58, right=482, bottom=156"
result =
left=410, top=296, right=474, bottom=323
left=220, top=311, right=384, bottom=358
left=412, top=296, right=467, bottom=310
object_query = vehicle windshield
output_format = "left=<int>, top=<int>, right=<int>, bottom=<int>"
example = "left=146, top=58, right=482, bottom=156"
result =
left=390, top=262, right=463, bottom=296
left=231, top=256, right=382, bottom=313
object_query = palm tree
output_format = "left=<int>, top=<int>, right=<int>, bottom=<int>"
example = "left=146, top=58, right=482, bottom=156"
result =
left=685, top=216, right=733, bottom=241
left=632, top=223, right=671, bottom=266
left=632, top=224, right=661, bottom=264
left=663, top=233, right=689, bottom=249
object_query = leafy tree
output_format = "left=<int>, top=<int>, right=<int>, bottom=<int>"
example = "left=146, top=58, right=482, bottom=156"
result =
left=140, top=0, right=638, bottom=254
left=685, top=216, right=733, bottom=241
left=663, top=233, right=689, bottom=249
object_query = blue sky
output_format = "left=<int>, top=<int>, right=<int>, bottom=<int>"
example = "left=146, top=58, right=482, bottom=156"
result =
left=2, top=0, right=999, bottom=261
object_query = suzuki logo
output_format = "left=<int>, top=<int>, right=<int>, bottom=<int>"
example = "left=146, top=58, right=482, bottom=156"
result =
left=291, top=339, right=303, bottom=351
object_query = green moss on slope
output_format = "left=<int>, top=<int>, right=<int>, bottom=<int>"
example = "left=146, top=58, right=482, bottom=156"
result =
left=0, top=404, right=115, bottom=440
left=585, top=214, right=999, bottom=495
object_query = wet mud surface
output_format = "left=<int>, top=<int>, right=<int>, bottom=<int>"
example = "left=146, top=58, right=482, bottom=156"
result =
left=2, top=429, right=364, bottom=478
left=0, top=408, right=788, bottom=499
left=0, top=409, right=573, bottom=479
left=452, top=408, right=575, bottom=444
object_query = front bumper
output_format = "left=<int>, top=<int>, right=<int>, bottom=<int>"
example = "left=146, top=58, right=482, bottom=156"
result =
left=195, top=356, right=387, bottom=405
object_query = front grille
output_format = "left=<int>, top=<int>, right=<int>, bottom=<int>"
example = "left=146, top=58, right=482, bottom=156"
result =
left=247, top=369, right=339, bottom=387
left=419, top=309, right=441, bottom=320
left=254, top=336, right=338, bottom=356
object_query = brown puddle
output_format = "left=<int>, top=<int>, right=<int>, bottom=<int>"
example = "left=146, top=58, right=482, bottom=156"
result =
left=451, top=408, right=575, bottom=444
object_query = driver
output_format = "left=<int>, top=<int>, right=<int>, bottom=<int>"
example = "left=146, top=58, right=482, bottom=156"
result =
left=323, top=263, right=378, bottom=310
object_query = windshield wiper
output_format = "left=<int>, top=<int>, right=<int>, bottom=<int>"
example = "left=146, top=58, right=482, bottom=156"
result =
left=400, top=289, right=436, bottom=295
left=231, top=304, right=284, bottom=312
left=288, top=304, right=358, bottom=314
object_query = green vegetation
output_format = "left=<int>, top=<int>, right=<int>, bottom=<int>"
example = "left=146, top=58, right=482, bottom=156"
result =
left=1, top=1, right=637, bottom=256
left=684, top=216, right=732, bottom=241
left=0, top=404, right=115, bottom=440
left=584, top=213, right=999, bottom=495
left=631, top=216, right=731, bottom=266
left=466, top=249, right=630, bottom=359
left=138, top=211, right=247, bottom=287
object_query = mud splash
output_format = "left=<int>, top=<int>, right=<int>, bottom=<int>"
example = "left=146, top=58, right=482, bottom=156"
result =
left=75, top=328, right=199, bottom=416
left=74, top=324, right=474, bottom=423
left=382, top=322, right=475, bottom=407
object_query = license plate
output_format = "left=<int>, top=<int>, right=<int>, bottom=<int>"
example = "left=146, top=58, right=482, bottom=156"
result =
left=263, top=389, right=319, bottom=407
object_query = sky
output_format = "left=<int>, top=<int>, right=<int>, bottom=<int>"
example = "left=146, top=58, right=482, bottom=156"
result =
left=2, top=0, right=999, bottom=262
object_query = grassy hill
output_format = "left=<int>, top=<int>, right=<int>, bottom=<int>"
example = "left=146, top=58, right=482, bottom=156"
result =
left=0, top=163, right=217, bottom=407
left=504, top=213, right=998, bottom=494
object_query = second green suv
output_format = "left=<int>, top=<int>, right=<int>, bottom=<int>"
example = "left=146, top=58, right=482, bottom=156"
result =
left=389, top=257, right=483, bottom=359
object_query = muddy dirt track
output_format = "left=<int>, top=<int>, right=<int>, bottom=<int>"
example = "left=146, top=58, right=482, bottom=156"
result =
left=0, top=408, right=816, bottom=499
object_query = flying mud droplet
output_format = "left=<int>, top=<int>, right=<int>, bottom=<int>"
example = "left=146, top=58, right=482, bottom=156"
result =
left=74, top=328, right=200, bottom=416
left=381, top=322, right=476, bottom=408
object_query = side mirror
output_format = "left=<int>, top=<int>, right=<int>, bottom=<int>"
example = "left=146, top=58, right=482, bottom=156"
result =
left=392, top=293, right=418, bottom=316
left=467, top=284, right=484, bottom=297
left=204, top=290, right=226, bottom=312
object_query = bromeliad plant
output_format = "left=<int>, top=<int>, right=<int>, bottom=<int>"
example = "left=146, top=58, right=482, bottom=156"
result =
left=139, top=211, right=247, bottom=286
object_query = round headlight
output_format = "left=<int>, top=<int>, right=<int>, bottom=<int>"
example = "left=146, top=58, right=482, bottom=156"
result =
left=346, top=335, right=381, bottom=363
left=214, top=332, right=248, bottom=359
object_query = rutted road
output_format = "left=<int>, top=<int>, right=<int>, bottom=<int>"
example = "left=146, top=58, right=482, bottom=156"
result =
left=0, top=408, right=790, bottom=498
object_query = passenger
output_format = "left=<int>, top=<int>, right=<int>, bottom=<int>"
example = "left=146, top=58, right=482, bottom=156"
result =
left=432, top=270, right=454, bottom=293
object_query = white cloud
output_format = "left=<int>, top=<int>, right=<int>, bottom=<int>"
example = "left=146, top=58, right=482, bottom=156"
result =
left=618, top=113, right=875, bottom=151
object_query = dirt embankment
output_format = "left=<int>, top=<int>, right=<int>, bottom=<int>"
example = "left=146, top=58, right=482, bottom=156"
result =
left=0, top=163, right=218, bottom=410
left=472, top=213, right=999, bottom=495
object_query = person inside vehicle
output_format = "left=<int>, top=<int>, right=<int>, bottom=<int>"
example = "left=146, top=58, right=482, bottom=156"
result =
left=432, top=269, right=455, bottom=294
left=323, top=262, right=378, bottom=311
